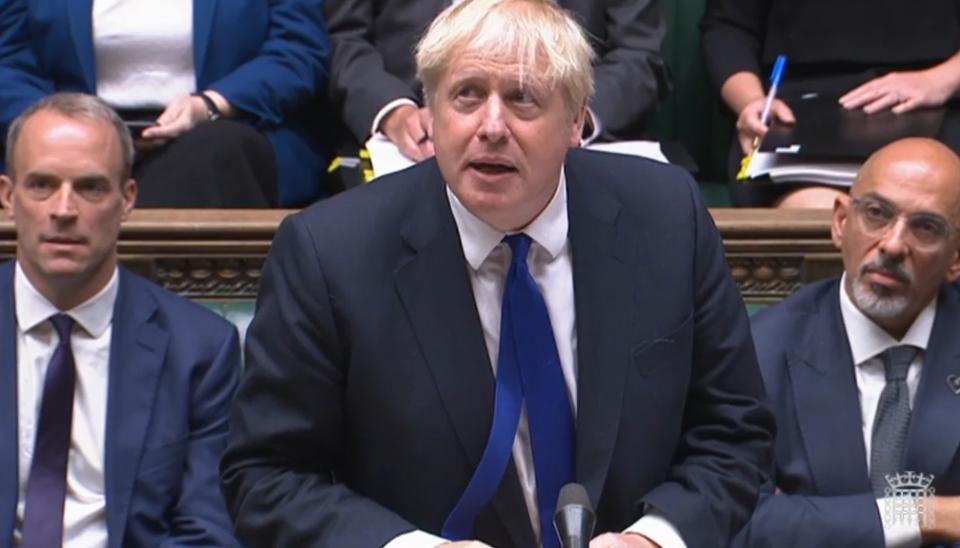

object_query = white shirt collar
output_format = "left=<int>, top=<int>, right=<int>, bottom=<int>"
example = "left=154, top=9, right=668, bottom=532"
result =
left=838, top=272, right=936, bottom=364
left=446, top=169, right=569, bottom=270
left=14, top=262, right=119, bottom=338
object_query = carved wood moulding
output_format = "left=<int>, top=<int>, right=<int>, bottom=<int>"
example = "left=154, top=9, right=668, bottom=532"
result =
left=0, top=208, right=840, bottom=303
left=711, top=208, right=841, bottom=302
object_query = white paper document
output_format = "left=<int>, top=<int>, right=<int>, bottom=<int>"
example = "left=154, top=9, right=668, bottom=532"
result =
left=585, top=140, right=669, bottom=164
left=364, top=133, right=670, bottom=180
left=365, top=133, right=417, bottom=178
left=746, top=151, right=860, bottom=187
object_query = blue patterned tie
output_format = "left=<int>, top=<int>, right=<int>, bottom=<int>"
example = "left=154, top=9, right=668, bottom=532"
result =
left=21, top=314, right=76, bottom=548
left=870, top=345, right=918, bottom=496
left=444, top=234, right=575, bottom=547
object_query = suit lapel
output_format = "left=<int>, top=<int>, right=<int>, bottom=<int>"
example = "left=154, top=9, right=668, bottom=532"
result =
left=788, top=287, right=871, bottom=494
left=0, top=264, right=18, bottom=543
left=392, top=165, right=533, bottom=546
left=905, top=285, right=960, bottom=480
left=103, top=270, right=168, bottom=545
left=564, top=158, right=633, bottom=505
left=192, top=0, right=218, bottom=84
left=66, top=0, right=96, bottom=90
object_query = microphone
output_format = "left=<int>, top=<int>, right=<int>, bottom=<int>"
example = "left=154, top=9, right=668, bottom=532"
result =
left=553, top=483, right=595, bottom=548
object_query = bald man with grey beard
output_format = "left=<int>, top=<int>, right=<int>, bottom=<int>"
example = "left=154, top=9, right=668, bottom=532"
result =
left=737, top=138, right=960, bottom=547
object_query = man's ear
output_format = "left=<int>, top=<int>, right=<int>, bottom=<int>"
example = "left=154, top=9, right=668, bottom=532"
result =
left=569, top=103, right=587, bottom=148
left=0, top=175, right=15, bottom=218
left=120, top=178, right=137, bottom=221
left=831, top=194, right=850, bottom=250
left=945, top=243, right=960, bottom=283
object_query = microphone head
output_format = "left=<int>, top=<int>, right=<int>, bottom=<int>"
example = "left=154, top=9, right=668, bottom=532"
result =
left=554, top=483, right=595, bottom=548
left=556, top=483, right=592, bottom=513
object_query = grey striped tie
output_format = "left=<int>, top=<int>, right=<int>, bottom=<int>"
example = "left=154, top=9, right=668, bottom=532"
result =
left=870, top=345, right=919, bottom=496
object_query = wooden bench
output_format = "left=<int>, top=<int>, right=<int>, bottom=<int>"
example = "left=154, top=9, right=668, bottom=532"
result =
left=0, top=208, right=842, bottom=305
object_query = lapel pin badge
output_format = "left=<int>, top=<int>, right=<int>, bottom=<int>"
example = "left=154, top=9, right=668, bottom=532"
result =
left=947, top=374, right=960, bottom=395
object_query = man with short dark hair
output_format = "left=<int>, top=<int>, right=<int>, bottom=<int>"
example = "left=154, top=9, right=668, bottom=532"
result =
left=224, top=1, right=773, bottom=547
left=0, top=92, right=241, bottom=547
left=737, top=137, right=960, bottom=547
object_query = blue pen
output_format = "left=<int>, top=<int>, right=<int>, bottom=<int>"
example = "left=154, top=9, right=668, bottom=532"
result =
left=737, top=54, right=788, bottom=180
left=758, top=54, right=788, bottom=130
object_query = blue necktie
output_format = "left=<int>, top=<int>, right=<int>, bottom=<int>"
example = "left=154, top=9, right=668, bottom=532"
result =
left=444, top=234, right=575, bottom=547
left=21, top=314, right=76, bottom=548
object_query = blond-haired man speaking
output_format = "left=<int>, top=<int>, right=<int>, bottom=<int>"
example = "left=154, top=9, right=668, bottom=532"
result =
left=223, top=2, right=774, bottom=547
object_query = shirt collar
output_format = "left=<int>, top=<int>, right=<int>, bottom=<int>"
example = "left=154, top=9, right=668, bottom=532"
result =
left=838, top=272, right=936, bottom=364
left=14, top=262, right=119, bottom=337
left=446, top=169, right=569, bottom=270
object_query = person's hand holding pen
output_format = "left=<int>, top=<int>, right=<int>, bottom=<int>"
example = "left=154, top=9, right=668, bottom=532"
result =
left=730, top=55, right=791, bottom=154
left=382, top=104, right=435, bottom=161
left=736, top=95, right=795, bottom=153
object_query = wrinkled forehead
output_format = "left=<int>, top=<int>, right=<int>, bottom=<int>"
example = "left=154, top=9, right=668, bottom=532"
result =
left=443, top=49, right=552, bottom=91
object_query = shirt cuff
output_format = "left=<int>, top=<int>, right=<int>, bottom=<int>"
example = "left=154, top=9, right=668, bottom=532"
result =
left=382, top=529, right=448, bottom=548
left=876, top=498, right=922, bottom=548
left=371, top=98, right=420, bottom=137
left=623, top=508, right=687, bottom=548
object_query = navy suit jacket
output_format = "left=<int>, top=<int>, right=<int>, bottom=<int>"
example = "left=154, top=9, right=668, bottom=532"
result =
left=0, top=263, right=241, bottom=547
left=222, top=148, right=774, bottom=547
left=735, top=278, right=960, bottom=547
left=0, top=0, right=330, bottom=206
left=326, top=0, right=669, bottom=145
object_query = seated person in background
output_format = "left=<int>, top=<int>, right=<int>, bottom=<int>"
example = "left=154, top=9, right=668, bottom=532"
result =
left=701, top=0, right=960, bottom=208
left=326, top=0, right=670, bottom=161
left=0, top=0, right=329, bottom=208
left=222, top=1, right=773, bottom=546
left=736, top=138, right=960, bottom=547
left=0, top=93, right=241, bottom=546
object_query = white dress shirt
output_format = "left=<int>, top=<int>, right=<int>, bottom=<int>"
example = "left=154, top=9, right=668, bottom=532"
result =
left=93, top=0, right=196, bottom=109
left=14, top=263, right=118, bottom=547
left=386, top=175, right=686, bottom=547
left=838, top=273, right=934, bottom=548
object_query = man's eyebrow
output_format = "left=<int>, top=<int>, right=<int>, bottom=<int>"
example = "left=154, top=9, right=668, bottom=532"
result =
left=73, top=175, right=112, bottom=186
left=858, top=191, right=890, bottom=205
left=862, top=190, right=949, bottom=220
left=21, top=172, right=59, bottom=184
left=21, top=172, right=110, bottom=184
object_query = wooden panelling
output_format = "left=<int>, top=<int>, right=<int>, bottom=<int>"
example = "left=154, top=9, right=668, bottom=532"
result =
left=0, top=208, right=841, bottom=304
left=712, top=208, right=842, bottom=303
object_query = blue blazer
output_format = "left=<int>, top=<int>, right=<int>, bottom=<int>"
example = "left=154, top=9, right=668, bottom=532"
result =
left=0, top=0, right=330, bottom=206
left=222, top=149, right=775, bottom=548
left=735, top=278, right=960, bottom=547
left=0, top=263, right=241, bottom=547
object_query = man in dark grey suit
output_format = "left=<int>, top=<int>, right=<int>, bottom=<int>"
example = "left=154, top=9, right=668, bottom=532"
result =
left=326, top=0, right=669, bottom=159
left=223, top=1, right=772, bottom=547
